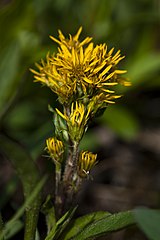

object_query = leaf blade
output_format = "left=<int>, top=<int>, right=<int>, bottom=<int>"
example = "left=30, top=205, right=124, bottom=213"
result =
left=63, top=211, right=111, bottom=240
left=134, top=208, right=160, bottom=240
left=71, top=211, right=135, bottom=240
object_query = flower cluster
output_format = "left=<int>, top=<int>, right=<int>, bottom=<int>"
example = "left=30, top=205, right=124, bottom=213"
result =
left=31, top=27, right=130, bottom=109
left=56, top=101, right=90, bottom=142
left=31, top=27, right=130, bottom=184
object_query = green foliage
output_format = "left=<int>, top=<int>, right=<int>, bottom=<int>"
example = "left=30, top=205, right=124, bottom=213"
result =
left=0, top=135, right=46, bottom=240
left=134, top=208, right=160, bottom=240
left=62, top=211, right=111, bottom=239
left=101, top=105, right=139, bottom=140
left=63, top=211, right=134, bottom=240
left=44, top=207, right=77, bottom=240
left=0, top=0, right=159, bottom=146
left=3, top=220, right=23, bottom=240
left=41, top=195, right=57, bottom=234
left=0, top=0, right=159, bottom=239
left=127, top=52, right=160, bottom=88
left=0, top=176, right=46, bottom=240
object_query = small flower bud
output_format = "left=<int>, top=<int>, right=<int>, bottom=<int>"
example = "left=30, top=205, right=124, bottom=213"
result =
left=46, top=137, right=64, bottom=163
left=56, top=102, right=91, bottom=142
left=54, top=111, right=69, bottom=143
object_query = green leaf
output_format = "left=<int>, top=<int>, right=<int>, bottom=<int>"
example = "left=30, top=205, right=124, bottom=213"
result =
left=101, top=105, right=139, bottom=140
left=41, top=195, right=56, bottom=234
left=70, top=211, right=134, bottom=240
left=0, top=135, right=44, bottom=240
left=4, top=176, right=47, bottom=239
left=4, top=220, right=23, bottom=240
left=45, top=207, right=77, bottom=240
left=62, top=211, right=111, bottom=240
left=134, top=208, right=160, bottom=240
left=6, top=176, right=47, bottom=225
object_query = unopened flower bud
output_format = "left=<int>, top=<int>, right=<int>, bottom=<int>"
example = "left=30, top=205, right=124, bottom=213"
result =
left=78, top=151, right=97, bottom=178
left=46, top=137, right=64, bottom=163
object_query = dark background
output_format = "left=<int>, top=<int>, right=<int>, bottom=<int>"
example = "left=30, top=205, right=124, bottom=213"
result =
left=0, top=0, right=160, bottom=239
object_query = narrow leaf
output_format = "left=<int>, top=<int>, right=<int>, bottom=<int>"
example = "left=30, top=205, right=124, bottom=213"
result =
left=6, top=176, right=47, bottom=225
left=41, top=195, right=56, bottom=234
left=45, top=207, right=77, bottom=240
left=0, top=135, right=43, bottom=240
left=5, top=220, right=23, bottom=240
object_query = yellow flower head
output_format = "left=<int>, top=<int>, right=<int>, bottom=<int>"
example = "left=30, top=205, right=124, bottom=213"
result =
left=78, top=151, right=97, bottom=178
left=31, top=27, right=130, bottom=106
left=46, top=137, right=64, bottom=163
left=56, top=101, right=90, bottom=142
left=50, top=26, right=92, bottom=50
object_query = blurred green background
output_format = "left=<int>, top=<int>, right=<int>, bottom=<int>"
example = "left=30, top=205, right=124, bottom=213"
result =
left=0, top=0, right=160, bottom=154
left=0, top=0, right=160, bottom=239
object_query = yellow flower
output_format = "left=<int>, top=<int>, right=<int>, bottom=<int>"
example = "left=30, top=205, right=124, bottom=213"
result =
left=78, top=151, right=97, bottom=178
left=56, top=101, right=90, bottom=142
left=31, top=27, right=130, bottom=105
left=30, top=54, right=76, bottom=104
left=46, top=137, right=64, bottom=163
left=50, top=26, right=92, bottom=49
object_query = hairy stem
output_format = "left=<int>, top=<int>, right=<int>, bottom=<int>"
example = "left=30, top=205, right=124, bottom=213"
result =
left=55, top=163, right=62, bottom=217
left=61, top=141, right=79, bottom=214
left=63, top=141, right=79, bottom=184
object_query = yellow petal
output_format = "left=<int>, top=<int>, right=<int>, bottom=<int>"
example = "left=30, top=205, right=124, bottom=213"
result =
left=83, top=77, right=93, bottom=84
left=104, top=100, right=115, bottom=104
left=112, top=50, right=121, bottom=60
left=72, top=47, right=76, bottom=66
left=50, top=35, right=62, bottom=45
left=102, top=89, right=115, bottom=93
left=99, top=65, right=112, bottom=78
left=93, top=62, right=106, bottom=74
left=114, top=56, right=125, bottom=64
left=101, top=82, right=118, bottom=86
left=108, top=47, right=114, bottom=55
left=58, top=30, right=65, bottom=41
left=56, top=108, right=67, bottom=120
left=79, top=37, right=92, bottom=48
left=80, top=47, right=84, bottom=64
left=74, top=26, right=82, bottom=41
left=30, top=68, right=43, bottom=76
left=114, top=70, right=127, bottom=74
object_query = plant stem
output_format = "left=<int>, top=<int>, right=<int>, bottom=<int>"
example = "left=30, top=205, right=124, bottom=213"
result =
left=55, top=163, right=62, bottom=217
left=62, top=141, right=79, bottom=214
left=63, top=141, right=79, bottom=185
